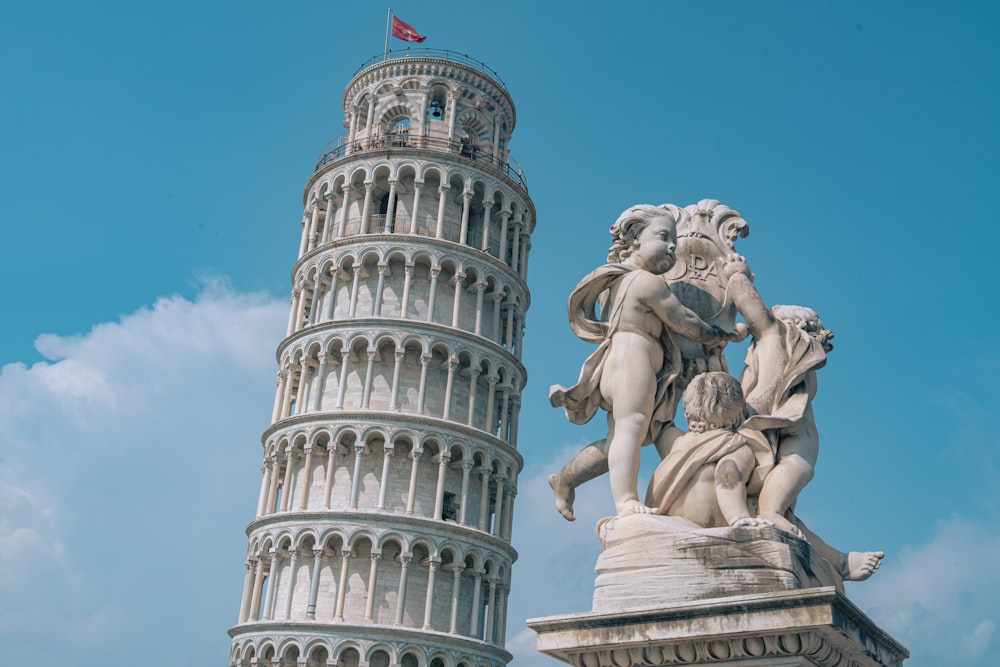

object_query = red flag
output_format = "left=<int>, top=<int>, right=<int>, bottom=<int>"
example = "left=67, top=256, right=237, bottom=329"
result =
left=391, top=15, right=426, bottom=43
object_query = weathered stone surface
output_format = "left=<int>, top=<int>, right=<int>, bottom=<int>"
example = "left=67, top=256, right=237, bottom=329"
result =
left=593, top=514, right=841, bottom=611
left=529, top=587, right=909, bottom=667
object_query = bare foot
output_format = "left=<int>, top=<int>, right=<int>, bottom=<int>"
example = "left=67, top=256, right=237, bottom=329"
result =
left=549, top=474, right=576, bottom=521
left=617, top=499, right=660, bottom=517
left=843, top=551, right=884, bottom=581
left=758, top=512, right=805, bottom=538
left=730, top=517, right=774, bottom=528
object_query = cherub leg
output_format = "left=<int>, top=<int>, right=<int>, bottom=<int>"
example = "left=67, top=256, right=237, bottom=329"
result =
left=549, top=439, right=609, bottom=521
left=716, top=445, right=771, bottom=527
left=794, top=517, right=884, bottom=581
left=757, top=414, right=818, bottom=537
left=607, top=412, right=659, bottom=516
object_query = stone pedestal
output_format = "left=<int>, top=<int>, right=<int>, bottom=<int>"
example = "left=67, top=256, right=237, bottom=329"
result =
left=528, top=587, right=908, bottom=667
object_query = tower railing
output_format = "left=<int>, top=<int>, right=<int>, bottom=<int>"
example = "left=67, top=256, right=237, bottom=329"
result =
left=355, top=48, right=508, bottom=91
left=315, top=133, right=528, bottom=192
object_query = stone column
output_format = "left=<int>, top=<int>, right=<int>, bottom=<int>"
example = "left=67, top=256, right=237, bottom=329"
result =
left=359, top=182, right=374, bottom=234
left=306, top=547, right=324, bottom=619
left=510, top=220, right=523, bottom=271
left=459, top=191, right=472, bottom=245
left=296, top=445, right=315, bottom=510
left=497, top=210, right=511, bottom=262
left=405, top=449, right=422, bottom=515
left=498, top=385, right=511, bottom=440
left=410, top=182, right=423, bottom=233
left=497, top=582, right=510, bottom=646
left=263, top=551, right=280, bottom=620
left=393, top=553, right=412, bottom=626
left=435, top=185, right=450, bottom=238
left=311, top=356, right=329, bottom=412
left=307, top=275, right=323, bottom=324
left=400, top=264, right=414, bottom=318
left=363, top=551, right=382, bottom=621
left=320, top=193, right=335, bottom=244
left=324, top=268, right=340, bottom=321
left=364, top=96, right=376, bottom=142
left=384, top=180, right=398, bottom=232
left=271, top=371, right=286, bottom=423
left=510, top=396, right=522, bottom=447
left=361, top=349, right=377, bottom=409
left=502, top=485, right=517, bottom=540
left=484, top=375, right=498, bottom=434
left=416, top=353, right=431, bottom=415
left=347, top=108, right=358, bottom=146
left=348, top=265, right=362, bottom=317
left=432, top=451, right=452, bottom=520
left=298, top=214, right=310, bottom=257
left=484, top=575, right=498, bottom=642
left=473, top=282, right=486, bottom=335
left=504, top=306, right=516, bottom=349
left=294, top=360, right=313, bottom=414
left=426, top=267, right=440, bottom=322
left=492, top=476, right=507, bottom=538
left=451, top=272, right=465, bottom=328
left=285, top=289, right=299, bottom=337
left=293, top=280, right=309, bottom=332
left=281, top=550, right=299, bottom=619
left=335, top=352, right=351, bottom=409
left=459, top=461, right=474, bottom=526
left=491, top=292, right=504, bottom=343
left=447, top=564, right=464, bottom=634
left=279, top=449, right=297, bottom=512
left=265, top=453, right=282, bottom=514
left=333, top=548, right=352, bottom=621
left=280, top=363, right=296, bottom=419
left=480, top=200, right=494, bottom=252
left=307, top=203, right=321, bottom=252
left=477, top=467, right=491, bottom=531
left=247, top=556, right=266, bottom=621
left=349, top=442, right=365, bottom=509
left=256, top=460, right=270, bottom=517
left=422, top=557, right=440, bottom=630
left=466, top=368, right=480, bottom=427
left=441, top=358, right=457, bottom=420
left=446, top=91, right=457, bottom=141
left=238, top=559, right=254, bottom=623
left=372, top=263, right=388, bottom=316
left=322, top=443, right=337, bottom=509
left=337, top=184, right=351, bottom=238
left=389, top=349, right=404, bottom=410
left=377, top=444, right=394, bottom=510
left=468, top=569, right=483, bottom=637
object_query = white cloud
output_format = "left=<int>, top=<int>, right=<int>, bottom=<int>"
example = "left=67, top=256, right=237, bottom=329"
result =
left=848, top=515, right=1000, bottom=666
left=0, top=278, right=285, bottom=667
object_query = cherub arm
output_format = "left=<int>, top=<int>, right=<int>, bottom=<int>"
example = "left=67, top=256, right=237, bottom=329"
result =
left=637, top=273, right=724, bottom=344
left=722, top=255, right=780, bottom=340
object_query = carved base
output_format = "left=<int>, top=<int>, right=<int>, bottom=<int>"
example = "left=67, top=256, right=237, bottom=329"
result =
left=528, top=587, right=908, bottom=667
left=593, top=514, right=842, bottom=611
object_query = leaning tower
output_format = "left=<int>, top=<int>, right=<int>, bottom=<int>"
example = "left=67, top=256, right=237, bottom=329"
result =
left=228, top=50, right=535, bottom=667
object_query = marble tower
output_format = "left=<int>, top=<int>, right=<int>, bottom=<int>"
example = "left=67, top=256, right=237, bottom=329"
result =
left=228, top=50, right=535, bottom=667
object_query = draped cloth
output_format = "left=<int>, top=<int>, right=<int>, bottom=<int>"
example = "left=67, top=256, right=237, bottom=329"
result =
left=741, top=318, right=827, bottom=423
left=549, top=264, right=684, bottom=445
left=645, top=420, right=775, bottom=516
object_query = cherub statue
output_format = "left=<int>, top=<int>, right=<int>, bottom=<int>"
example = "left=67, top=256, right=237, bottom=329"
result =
left=645, top=371, right=775, bottom=528
left=645, top=369, right=884, bottom=582
left=722, top=254, right=833, bottom=536
left=549, top=204, right=733, bottom=517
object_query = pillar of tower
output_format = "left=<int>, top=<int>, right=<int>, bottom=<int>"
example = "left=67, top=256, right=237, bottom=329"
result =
left=229, top=50, right=535, bottom=667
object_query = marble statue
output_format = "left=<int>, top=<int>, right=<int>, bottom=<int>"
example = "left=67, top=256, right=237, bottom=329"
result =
left=549, top=204, right=736, bottom=517
left=548, top=200, right=883, bottom=611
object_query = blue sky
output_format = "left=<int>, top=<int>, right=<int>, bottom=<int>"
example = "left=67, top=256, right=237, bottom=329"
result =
left=1, top=2, right=998, bottom=666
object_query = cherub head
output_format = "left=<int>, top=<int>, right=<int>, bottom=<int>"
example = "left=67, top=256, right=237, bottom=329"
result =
left=607, top=204, right=682, bottom=274
left=772, top=305, right=834, bottom=352
left=683, top=372, right=747, bottom=433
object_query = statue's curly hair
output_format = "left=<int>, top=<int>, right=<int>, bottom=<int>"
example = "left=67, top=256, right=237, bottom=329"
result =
left=683, top=372, right=747, bottom=433
left=607, top=204, right=682, bottom=263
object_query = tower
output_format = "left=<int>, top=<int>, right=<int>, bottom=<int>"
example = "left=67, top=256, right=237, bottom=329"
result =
left=228, top=50, right=535, bottom=667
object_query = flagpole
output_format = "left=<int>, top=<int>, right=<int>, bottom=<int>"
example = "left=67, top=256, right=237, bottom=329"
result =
left=384, top=8, right=391, bottom=61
